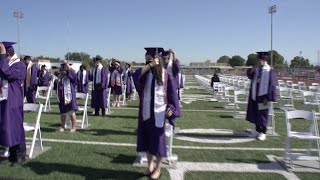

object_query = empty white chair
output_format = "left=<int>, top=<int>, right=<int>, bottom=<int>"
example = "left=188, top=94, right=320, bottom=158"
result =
left=23, top=103, right=44, bottom=158
left=312, top=83, right=319, bottom=87
left=286, top=80, right=293, bottom=89
left=224, top=86, right=236, bottom=109
left=268, top=102, right=276, bottom=135
left=278, top=87, right=294, bottom=110
left=284, top=110, right=320, bottom=169
left=36, top=86, right=52, bottom=112
left=298, top=82, right=306, bottom=91
left=302, top=91, right=320, bottom=111
left=76, top=93, right=89, bottom=129
left=233, top=90, right=248, bottom=119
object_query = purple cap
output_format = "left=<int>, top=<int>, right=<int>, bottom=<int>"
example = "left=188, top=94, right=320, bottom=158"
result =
left=24, top=55, right=32, bottom=61
left=257, top=52, right=269, bottom=60
left=2, top=41, right=16, bottom=52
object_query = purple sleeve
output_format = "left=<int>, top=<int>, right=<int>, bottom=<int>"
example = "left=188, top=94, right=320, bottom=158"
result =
left=102, top=67, right=108, bottom=89
left=172, top=59, right=181, bottom=78
left=247, top=68, right=254, bottom=80
left=31, top=64, right=38, bottom=85
left=85, top=71, right=89, bottom=84
left=0, top=55, right=26, bottom=81
left=166, top=73, right=181, bottom=126
left=132, top=68, right=147, bottom=93
left=268, top=70, right=277, bottom=102
left=118, top=67, right=123, bottom=74
left=67, top=69, right=77, bottom=84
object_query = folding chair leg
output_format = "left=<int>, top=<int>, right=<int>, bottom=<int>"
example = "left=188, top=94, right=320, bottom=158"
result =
left=29, top=127, right=38, bottom=158
left=38, top=128, right=43, bottom=150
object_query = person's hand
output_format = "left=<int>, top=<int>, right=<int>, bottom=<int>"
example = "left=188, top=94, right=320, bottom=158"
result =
left=263, top=99, right=268, bottom=106
left=63, top=60, right=68, bottom=64
left=166, top=108, right=173, bottom=117
left=0, top=43, right=6, bottom=54
left=169, top=48, right=175, bottom=54
left=149, top=58, right=159, bottom=67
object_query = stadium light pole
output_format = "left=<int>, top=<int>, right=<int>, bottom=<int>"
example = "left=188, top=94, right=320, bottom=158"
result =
left=13, top=11, right=24, bottom=56
left=268, top=5, right=276, bottom=67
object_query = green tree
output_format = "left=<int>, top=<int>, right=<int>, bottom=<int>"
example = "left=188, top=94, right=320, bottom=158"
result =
left=290, top=56, right=310, bottom=68
left=246, top=53, right=259, bottom=66
left=268, top=50, right=284, bottom=68
left=217, top=55, right=230, bottom=64
left=229, top=55, right=245, bottom=67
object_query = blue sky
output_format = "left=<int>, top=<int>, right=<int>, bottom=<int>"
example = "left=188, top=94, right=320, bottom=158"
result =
left=1, top=0, right=319, bottom=65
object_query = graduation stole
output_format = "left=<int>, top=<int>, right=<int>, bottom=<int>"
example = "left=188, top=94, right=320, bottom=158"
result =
left=26, top=61, right=33, bottom=87
left=93, top=64, right=103, bottom=84
left=251, top=64, right=271, bottom=101
left=57, top=76, right=72, bottom=105
left=142, top=68, right=168, bottom=128
left=0, top=54, right=20, bottom=101
left=77, top=70, right=86, bottom=84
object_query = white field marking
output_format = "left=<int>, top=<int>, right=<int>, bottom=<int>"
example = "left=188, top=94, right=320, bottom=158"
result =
left=168, top=161, right=300, bottom=180
left=174, top=135, right=255, bottom=144
left=25, top=137, right=319, bottom=152
left=178, top=128, right=248, bottom=135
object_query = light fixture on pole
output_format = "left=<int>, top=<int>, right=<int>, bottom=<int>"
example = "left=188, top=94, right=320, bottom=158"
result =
left=268, top=5, right=276, bottom=66
left=13, top=11, right=24, bottom=56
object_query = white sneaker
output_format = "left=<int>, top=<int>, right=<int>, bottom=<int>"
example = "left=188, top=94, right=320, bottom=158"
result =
left=3, top=150, right=9, bottom=157
left=248, top=132, right=259, bottom=138
left=257, top=133, right=266, bottom=141
left=59, top=127, right=65, bottom=132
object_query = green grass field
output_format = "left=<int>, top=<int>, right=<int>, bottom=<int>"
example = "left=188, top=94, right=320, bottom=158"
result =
left=0, top=75, right=319, bottom=180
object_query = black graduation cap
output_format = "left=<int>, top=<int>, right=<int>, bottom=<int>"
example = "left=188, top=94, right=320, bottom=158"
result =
left=60, top=60, right=72, bottom=69
left=41, top=65, right=46, bottom=68
left=256, top=51, right=269, bottom=60
left=24, top=55, right=32, bottom=61
left=162, top=50, right=171, bottom=57
left=144, top=47, right=164, bottom=57
left=2, top=41, right=16, bottom=52
left=93, top=57, right=102, bottom=62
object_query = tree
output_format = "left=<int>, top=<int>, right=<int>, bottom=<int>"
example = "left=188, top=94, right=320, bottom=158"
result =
left=229, top=55, right=245, bottom=67
left=246, top=54, right=259, bottom=66
left=290, top=56, right=310, bottom=68
left=217, top=55, right=230, bottom=64
left=268, top=50, right=284, bottom=68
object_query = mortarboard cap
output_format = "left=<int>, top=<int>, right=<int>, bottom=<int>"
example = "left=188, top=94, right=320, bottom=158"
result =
left=2, top=41, right=16, bottom=52
left=93, top=57, right=102, bottom=62
left=162, top=50, right=171, bottom=57
left=256, top=51, right=269, bottom=60
left=144, top=47, right=164, bottom=57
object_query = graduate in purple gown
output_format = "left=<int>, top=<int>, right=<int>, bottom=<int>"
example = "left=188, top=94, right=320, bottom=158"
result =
left=132, top=47, right=181, bottom=179
left=89, top=57, right=108, bottom=116
left=23, top=55, right=38, bottom=103
left=76, top=65, right=89, bottom=93
left=56, top=61, right=78, bottom=133
left=123, top=63, right=133, bottom=101
left=38, top=65, right=50, bottom=86
left=0, top=42, right=27, bottom=165
left=162, top=49, right=181, bottom=100
left=246, top=52, right=277, bottom=141
left=110, top=60, right=123, bottom=107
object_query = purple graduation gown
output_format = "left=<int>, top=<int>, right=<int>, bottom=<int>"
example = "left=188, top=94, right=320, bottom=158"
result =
left=0, top=54, right=26, bottom=147
left=76, top=70, right=89, bottom=93
left=133, top=68, right=181, bottom=157
left=24, top=63, right=38, bottom=103
left=246, top=68, right=277, bottom=127
left=125, top=70, right=133, bottom=96
left=57, top=69, right=78, bottom=113
left=90, top=67, right=108, bottom=109
left=38, top=70, right=50, bottom=86
left=165, top=59, right=181, bottom=99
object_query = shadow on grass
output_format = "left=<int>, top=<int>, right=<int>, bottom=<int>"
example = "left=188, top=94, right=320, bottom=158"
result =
left=95, top=153, right=136, bottom=164
left=24, top=162, right=144, bottom=180
left=80, top=129, right=136, bottom=136
left=106, top=115, right=137, bottom=119
left=226, top=158, right=271, bottom=164
left=220, top=115, right=234, bottom=118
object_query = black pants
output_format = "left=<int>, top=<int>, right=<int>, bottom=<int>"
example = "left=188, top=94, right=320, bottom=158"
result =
left=256, top=126, right=267, bottom=134
left=95, top=108, right=106, bottom=115
left=8, top=143, right=26, bottom=162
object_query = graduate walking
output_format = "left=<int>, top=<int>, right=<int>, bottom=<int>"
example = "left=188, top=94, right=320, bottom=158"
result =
left=246, top=52, right=277, bottom=141
left=23, top=55, right=38, bottom=103
left=76, top=65, right=89, bottom=93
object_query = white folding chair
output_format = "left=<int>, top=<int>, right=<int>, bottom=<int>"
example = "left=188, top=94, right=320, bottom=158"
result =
left=285, top=110, right=320, bottom=169
left=106, top=87, right=112, bottom=115
left=302, top=91, right=320, bottom=111
left=268, top=102, right=276, bottom=135
left=312, top=83, right=319, bottom=87
left=36, top=86, right=52, bottom=112
left=298, top=82, right=306, bottom=91
left=165, top=123, right=177, bottom=165
left=233, top=90, right=248, bottom=119
left=23, top=103, right=44, bottom=159
left=76, top=92, right=89, bottom=129
left=224, top=86, right=236, bottom=109
left=278, top=87, right=294, bottom=110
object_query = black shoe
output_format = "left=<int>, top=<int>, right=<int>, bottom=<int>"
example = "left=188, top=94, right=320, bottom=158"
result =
left=10, top=158, right=25, bottom=167
left=0, top=157, right=9, bottom=165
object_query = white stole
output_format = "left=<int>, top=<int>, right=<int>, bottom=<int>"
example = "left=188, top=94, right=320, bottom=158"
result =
left=167, top=59, right=173, bottom=79
left=26, top=61, right=33, bottom=87
left=93, top=64, right=102, bottom=84
left=251, top=64, right=271, bottom=101
left=0, top=54, right=20, bottom=101
left=77, top=70, right=87, bottom=84
left=57, top=76, right=72, bottom=104
left=142, top=69, right=167, bottom=128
